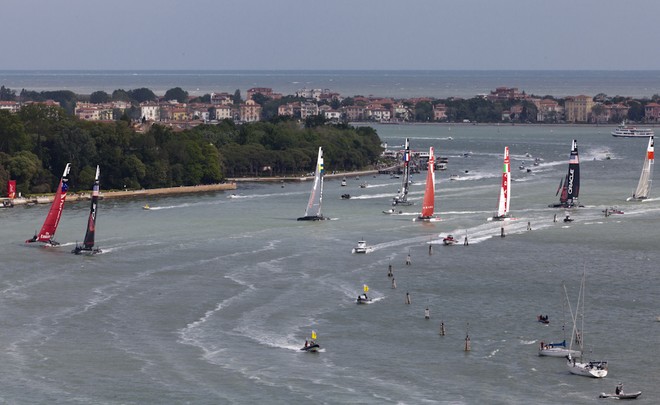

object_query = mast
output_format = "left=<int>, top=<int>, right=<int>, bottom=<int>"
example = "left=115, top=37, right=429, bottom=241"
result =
left=394, top=138, right=411, bottom=205
left=564, top=140, right=580, bottom=207
left=419, top=147, right=436, bottom=218
left=633, top=136, right=654, bottom=199
left=27, top=163, right=71, bottom=245
left=82, top=165, right=100, bottom=249
left=496, top=146, right=510, bottom=217
left=299, top=147, right=325, bottom=220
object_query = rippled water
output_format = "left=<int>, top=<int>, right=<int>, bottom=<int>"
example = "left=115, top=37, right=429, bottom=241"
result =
left=1, top=124, right=658, bottom=404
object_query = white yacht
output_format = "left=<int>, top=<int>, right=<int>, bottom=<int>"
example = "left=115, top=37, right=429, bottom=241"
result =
left=611, top=121, right=654, bottom=138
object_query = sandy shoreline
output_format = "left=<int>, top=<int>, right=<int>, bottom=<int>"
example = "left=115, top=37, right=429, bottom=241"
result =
left=8, top=182, right=237, bottom=205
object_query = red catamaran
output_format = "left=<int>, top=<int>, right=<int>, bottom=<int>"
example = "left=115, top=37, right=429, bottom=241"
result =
left=26, top=163, right=71, bottom=246
left=413, top=146, right=440, bottom=222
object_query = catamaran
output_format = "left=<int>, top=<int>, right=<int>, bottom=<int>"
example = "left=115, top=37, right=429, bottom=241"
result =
left=297, top=147, right=328, bottom=221
left=628, top=136, right=654, bottom=201
left=392, top=138, right=413, bottom=206
left=566, top=271, right=608, bottom=378
left=489, top=146, right=511, bottom=221
left=550, top=140, right=582, bottom=208
left=25, top=163, right=71, bottom=246
left=413, top=147, right=440, bottom=222
left=72, top=166, right=102, bottom=255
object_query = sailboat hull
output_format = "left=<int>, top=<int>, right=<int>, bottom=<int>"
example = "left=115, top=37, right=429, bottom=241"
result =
left=297, top=215, right=327, bottom=221
left=412, top=216, right=440, bottom=222
left=538, top=347, right=581, bottom=357
left=72, top=246, right=102, bottom=255
left=567, top=359, right=608, bottom=378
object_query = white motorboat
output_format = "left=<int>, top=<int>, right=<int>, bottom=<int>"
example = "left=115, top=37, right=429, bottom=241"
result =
left=352, top=240, right=373, bottom=254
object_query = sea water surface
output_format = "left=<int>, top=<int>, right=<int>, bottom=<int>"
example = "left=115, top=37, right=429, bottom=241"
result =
left=1, top=70, right=660, bottom=99
left=1, top=124, right=659, bottom=404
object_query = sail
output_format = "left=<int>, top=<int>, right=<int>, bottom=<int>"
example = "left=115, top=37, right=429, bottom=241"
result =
left=496, top=146, right=510, bottom=217
left=303, top=147, right=324, bottom=217
left=82, top=166, right=100, bottom=249
left=363, top=284, right=369, bottom=293
left=633, top=136, right=654, bottom=199
left=560, top=140, right=580, bottom=207
left=31, top=163, right=71, bottom=243
left=394, top=138, right=411, bottom=204
left=420, top=147, right=436, bottom=217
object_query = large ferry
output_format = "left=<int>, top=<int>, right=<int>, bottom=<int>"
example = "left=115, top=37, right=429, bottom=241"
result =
left=611, top=121, right=654, bottom=138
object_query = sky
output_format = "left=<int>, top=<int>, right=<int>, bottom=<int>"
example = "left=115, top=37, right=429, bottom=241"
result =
left=4, top=0, right=660, bottom=71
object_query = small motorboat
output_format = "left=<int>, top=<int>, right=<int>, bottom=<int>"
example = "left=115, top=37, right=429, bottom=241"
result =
left=143, top=204, right=151, bottom=210
left=449, top=174, right=459, bottom=180
left=356, top=294, right=372, bottom=304
left=359, top=182, right=368, bottom=188
left=537, top=315, right=549, bottom=324
left=341, top=177, right=347, bottom=186
left=442, top=235, right=457, bottom=246
left=300, top=341, right=320, bottom=352
left=563, top=215, right=574, bottom=223
left=599, top=383, right=641, bottom=399
left=341, top=194, right=351, bottom=200
left=604, top=207, right=624, bottom=215
left=382, top=208, right=403, bottom=215
left=352, top=240, right=373, bottom=254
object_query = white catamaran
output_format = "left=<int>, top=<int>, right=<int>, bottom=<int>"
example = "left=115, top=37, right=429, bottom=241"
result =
left=489, top=146, right=511, bottom=221
left=298, top=147, right=328, bottom=221
left=393, top=138, right=413, bottom=206
left=628, top=135, right=654, bottom=201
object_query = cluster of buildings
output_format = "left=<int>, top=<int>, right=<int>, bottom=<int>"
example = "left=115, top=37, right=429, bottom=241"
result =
left=3, top=86, right=660, bottom=128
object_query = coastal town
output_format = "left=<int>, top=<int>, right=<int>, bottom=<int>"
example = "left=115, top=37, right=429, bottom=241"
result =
left=2, top=85, right=660, bottom=132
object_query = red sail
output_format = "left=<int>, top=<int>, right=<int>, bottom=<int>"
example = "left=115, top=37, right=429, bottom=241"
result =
left=30, top=164, right=70, bottom=244
left=420, top=147, right=436, bottom=217
left=7, top=180, right=16, bottom=199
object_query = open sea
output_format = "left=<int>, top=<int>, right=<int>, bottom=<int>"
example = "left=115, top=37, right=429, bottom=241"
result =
left=2, top=70, right=660, bottom=99
left=1, top=122, right=659, bottom=404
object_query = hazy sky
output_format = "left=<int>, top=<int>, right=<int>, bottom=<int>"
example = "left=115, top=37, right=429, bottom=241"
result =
left=4, top=0, right=660, bottom=70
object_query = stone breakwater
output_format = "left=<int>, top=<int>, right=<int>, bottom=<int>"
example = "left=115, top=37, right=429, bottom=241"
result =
left=9, top=183, right=237, bottom=205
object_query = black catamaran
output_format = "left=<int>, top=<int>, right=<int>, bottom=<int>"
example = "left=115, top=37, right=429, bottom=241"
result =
left=393, top=138, right=413, bottom=206
left=72, top=165, right=102, bottom=255
left=550, top=139, right=582, bottom=208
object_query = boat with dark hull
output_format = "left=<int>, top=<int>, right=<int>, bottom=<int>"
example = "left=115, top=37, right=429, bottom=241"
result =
left=72, top=166, right=102, bottom=255
left=550, top=140, right=582, bottom=208
left=298, top=147, right=329, bottom=221
left=25, top=163, right=71, bottom=246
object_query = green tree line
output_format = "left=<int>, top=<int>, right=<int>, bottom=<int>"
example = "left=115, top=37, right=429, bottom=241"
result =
left=0, top=105, right=383, bottom=196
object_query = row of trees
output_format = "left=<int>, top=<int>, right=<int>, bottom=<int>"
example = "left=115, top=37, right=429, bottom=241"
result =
left=0, top=105, right=383, bottom=196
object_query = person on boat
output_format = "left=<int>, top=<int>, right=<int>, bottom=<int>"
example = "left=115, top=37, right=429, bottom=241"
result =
left=615, top=383, right=623, bottom=395
left=304, top=340, right=308, bottom=348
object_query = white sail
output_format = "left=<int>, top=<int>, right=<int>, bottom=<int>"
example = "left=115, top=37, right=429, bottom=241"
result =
left=496, top=146, right=510, bottom=217
left=632, top=136, right=654, bottom=200
left=298, top=147, right=325, bottom=220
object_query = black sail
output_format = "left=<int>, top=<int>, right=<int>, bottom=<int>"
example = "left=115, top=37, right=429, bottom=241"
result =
left=83, top=166, right=100, bottom=249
